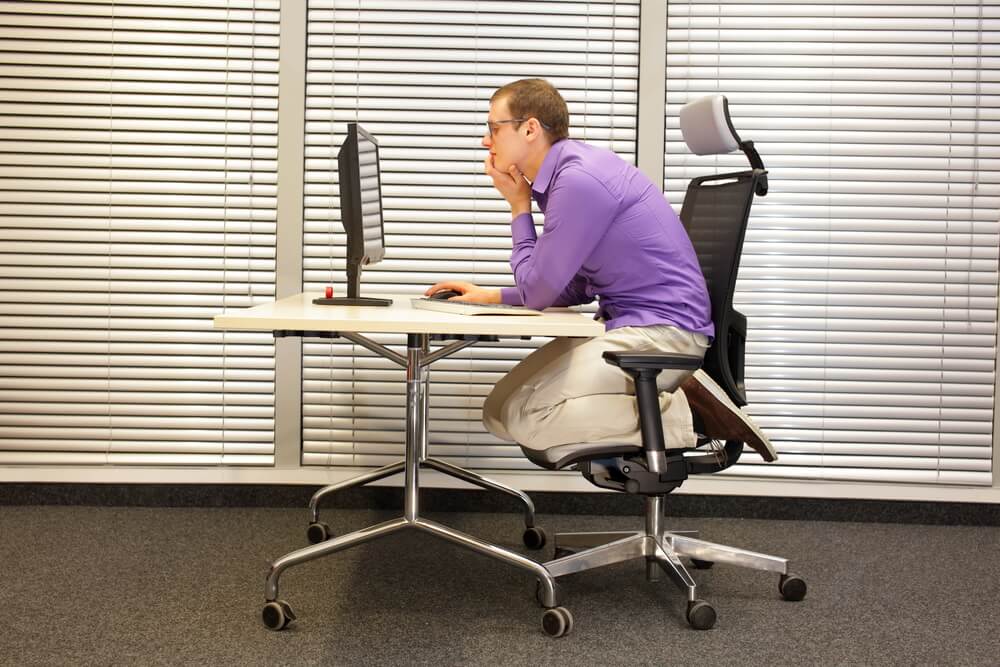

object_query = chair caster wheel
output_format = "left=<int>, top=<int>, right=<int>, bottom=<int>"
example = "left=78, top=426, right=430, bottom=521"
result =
left=779, top=573, right=807, bottom=601
left=686, top=599, right=716, bottom=630
left=306, top=521, right=331, bottom=544
left=690, top=558, right=714, bottom=569
left=541, top=606, right=573, bottom=637
left=523, top=526, right=547, bottom=550
left=262, top=600, right=296, bottom=631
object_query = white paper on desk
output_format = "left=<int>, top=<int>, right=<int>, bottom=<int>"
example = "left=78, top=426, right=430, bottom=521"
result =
left=410, top=298, right=542, bottom=316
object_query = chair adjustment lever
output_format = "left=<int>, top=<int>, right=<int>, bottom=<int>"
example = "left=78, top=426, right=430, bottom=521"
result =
left=580, top=455, right=688, bottom=495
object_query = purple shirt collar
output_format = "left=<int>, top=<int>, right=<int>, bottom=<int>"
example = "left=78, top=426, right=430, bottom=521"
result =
left=530, top=139, right=568, bottom=197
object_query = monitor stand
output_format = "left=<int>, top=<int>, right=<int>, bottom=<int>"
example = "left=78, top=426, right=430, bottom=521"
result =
left=313, top=296, right=393, bottom=306
left=312, top=263, right=393, bottom=307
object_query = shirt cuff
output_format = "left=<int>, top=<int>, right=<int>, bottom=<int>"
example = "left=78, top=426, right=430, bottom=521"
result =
left=500, top=287, right=523, bottom=306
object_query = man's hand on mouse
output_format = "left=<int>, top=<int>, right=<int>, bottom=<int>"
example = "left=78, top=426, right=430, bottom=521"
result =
left=424, top=281, right=503, bottom=304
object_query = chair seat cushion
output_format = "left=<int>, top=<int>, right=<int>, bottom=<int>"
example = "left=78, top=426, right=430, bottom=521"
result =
left=518, top=441, right=642, bottom=470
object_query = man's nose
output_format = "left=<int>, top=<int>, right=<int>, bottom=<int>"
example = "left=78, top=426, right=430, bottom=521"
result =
left=481, top=133, right=491, bottom=148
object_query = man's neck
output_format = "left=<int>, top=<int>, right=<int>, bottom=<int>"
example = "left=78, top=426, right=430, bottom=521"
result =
left=521, top=142, right=553, bottom=182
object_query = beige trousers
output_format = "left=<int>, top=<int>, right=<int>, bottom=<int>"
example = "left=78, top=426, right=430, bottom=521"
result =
left=482, top=325, right=710, bottom=452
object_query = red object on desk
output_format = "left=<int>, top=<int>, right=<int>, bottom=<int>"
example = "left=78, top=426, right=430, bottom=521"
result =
left=325, top=286, right=333, bottom=299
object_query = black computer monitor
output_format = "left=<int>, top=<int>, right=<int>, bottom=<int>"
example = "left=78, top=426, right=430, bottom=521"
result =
left=313, top=122, right=392, bottom=307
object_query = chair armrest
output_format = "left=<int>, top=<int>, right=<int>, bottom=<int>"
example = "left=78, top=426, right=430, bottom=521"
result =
left=602, top=351, right=704, bottom=371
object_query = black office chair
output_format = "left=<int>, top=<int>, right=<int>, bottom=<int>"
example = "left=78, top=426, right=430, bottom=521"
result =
left=519, top=95, right=806, bottom=634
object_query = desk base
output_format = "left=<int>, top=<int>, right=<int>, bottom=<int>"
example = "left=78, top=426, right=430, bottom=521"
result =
left=263, top=455, right=555, bottom=601
left=259, top=331, right=571, bottom=636
left=261, top=457, right=568, bottom=636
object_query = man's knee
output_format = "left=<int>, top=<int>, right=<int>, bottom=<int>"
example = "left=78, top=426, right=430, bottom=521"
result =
left=502, top=416, right=536, bottom=447
left=482, top=406, right=545, bottom=446
left=497, top=388, right=556, bottom=446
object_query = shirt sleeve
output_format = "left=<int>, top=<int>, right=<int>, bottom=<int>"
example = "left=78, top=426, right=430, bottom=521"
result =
left=552, top=273, right=594, bottom=307
left=506, top=168, right=618, bottom=310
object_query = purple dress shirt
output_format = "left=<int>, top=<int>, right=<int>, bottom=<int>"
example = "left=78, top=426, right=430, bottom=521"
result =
left=499, top=139, right=714, bottom=338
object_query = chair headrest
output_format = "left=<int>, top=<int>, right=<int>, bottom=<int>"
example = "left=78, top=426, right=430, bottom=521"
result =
left=679, top=95, right=741, bottom=156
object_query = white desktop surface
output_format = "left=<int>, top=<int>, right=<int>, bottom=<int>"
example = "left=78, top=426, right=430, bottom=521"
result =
left=215, top=292, right=605, bottom=338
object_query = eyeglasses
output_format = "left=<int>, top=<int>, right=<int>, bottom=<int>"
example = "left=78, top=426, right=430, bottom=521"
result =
left=486, top=118, right=527, bottom=137
left=485, top=118, right=553, bottom=137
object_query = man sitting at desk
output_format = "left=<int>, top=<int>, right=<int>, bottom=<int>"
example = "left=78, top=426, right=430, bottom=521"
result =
left=425, top=78, right=773, bottom=460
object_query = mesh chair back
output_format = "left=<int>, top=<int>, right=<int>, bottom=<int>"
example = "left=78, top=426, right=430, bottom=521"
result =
left=679, top=169, right=763, bottom=407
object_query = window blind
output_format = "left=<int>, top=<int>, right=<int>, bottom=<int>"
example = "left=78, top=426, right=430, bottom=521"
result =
left=0, top=0, right=280, bottom=465
left=665, top=0, right=998, bottom=484
left=302, top=0, right=639, bottom=468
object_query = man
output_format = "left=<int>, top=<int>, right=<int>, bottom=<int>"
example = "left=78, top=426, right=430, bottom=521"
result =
left=426, top=78, right=774, bottom=461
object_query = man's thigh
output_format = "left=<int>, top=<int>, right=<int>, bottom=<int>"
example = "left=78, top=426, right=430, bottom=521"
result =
left=488, top=335, right=584, bottom=406
left=523, top=325, right=704, bottom=409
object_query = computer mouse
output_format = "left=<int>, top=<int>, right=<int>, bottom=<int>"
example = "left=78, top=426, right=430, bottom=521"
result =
left=429, top=289, right=462, bottom=300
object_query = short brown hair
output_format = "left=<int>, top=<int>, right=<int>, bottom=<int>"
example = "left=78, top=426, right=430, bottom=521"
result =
left=491, top=78, right=570, bottom=142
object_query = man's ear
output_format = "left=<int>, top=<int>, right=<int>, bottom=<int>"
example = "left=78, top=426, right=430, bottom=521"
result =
left=525, top=117, right=543, bottom=142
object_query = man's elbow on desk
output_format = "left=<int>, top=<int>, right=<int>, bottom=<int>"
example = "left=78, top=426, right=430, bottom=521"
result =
left=505, top=286, right=560, bottom=312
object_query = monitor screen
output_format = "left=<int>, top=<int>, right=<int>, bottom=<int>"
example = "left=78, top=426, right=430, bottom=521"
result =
left=314, top=123, right=392, bottom=306
left=341, top=123, right=385, bottom=268
left=354, top=128, right=385, bottom=264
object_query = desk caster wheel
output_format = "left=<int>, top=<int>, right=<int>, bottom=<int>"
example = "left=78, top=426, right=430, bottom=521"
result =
left=542, top=606, right=573, bottom=637
left=307, top=521, right=331, bottom=544
left=523, top=526, right=547, bottom=550
left=686, top=599, right=716, bottom=630
left=690, top=558, right=714, bottom=569
left=262, top=600, right=296, bottom=631
left=779, top=573, right=807, bottom=601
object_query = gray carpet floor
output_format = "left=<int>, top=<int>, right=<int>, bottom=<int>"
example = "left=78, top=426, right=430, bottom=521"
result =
left=1, top=504, right=998, bottom=666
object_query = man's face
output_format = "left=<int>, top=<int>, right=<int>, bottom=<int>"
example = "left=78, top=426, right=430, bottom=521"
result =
left=482, top=96, right=527, bottom=173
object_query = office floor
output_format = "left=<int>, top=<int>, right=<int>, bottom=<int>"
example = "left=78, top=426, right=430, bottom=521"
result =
left=1, top=504, right=998, bottom=666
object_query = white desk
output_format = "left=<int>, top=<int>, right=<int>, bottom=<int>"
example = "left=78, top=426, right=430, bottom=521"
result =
left=215, top=291, right=604, bottom=337
left=214, top=292, right=603, bottom=632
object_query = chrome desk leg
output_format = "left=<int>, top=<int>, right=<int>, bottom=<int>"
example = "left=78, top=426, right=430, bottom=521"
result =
left=308, top=460, right=405, bottom=522
left=423, top=457, right=539, bottom=529
left=265, top=517, right=409, bottom=601
left=666, top=533, right=789, bottom=574
left=403, top=336, right=560, bottom=605
left=420, top=341, right=430, bottom=462
left=415, top=518, right=561, bottom=608
left=404, top=335, right=425, bottom=522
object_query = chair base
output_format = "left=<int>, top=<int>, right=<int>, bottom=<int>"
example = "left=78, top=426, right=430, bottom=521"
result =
left=544, top=495, right=798, bottom=622
left=548, top=529, right=788, bottom=595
